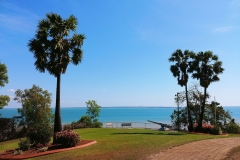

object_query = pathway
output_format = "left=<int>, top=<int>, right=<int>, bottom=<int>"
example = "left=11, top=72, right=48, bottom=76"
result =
left=148, top=137, right=240, bottom=160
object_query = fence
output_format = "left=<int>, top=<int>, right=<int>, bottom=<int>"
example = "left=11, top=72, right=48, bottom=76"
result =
left=102, top=122, right=168, bottom=129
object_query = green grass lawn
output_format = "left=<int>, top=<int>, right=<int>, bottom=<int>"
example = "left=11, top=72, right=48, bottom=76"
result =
left=1, top=128, right=239, bottom=160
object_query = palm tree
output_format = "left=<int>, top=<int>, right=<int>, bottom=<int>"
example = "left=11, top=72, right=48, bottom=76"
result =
left=169, top=49, right=194, bottom=132
left=28, top=13, right=85, bottom=135
left=189, top=51, right=224, bottom=131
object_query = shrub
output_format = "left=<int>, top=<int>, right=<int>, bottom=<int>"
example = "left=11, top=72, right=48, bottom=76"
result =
left=71, top=122, right=86, bottom=129
left=55, top=130, right=80, bottom=147
left=18, top=138, right=33, bottom=151
left=63, top=124, right=72, bottom=130
left=27, top=123, right=53, bottom=146
left=78, top=116, right=92, bottom=127
left=225, top=122, right=240, bottom=133
left=92, top=119, right=103, bottom=128
left=211, top=126, right=222, bottom=135
left=193, top=123, right=214, bottom=133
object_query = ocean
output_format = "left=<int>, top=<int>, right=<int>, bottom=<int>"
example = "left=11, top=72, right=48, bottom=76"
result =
left=1, top=106, right=240, bottom=128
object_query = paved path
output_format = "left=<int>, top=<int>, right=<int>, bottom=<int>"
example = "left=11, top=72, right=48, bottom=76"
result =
left=148, top=138, right=240, bottom=160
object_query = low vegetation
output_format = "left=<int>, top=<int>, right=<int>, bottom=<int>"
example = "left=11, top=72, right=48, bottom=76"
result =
left=64, top=100, right=103, bottom=129
left=1, top=128, right=239, bottom=160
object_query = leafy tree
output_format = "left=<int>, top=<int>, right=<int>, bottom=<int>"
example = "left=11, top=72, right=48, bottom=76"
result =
left=189, top=51, right=224, bottom=131
left=204, top=101, right=231, bottom=126
left=86, top=100, right=101, bottom=122
left=14, top=85, right=54, bottom=145
left=28, top=13, right=85, bottom=134
left=169, top=49, right=194, bottom=131
left=171, top=83, right=230, bottom=131
left=0, top=61, right=10, bottom=112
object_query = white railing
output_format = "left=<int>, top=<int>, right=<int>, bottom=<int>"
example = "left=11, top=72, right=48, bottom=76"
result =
left=102, top=122, right=167, bottom=129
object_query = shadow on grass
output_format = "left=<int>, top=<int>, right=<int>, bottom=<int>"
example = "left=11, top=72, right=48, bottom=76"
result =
left=111, top=132, right=185, bottom=136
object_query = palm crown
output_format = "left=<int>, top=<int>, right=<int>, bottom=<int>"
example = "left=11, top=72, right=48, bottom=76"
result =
left=28, top=13, right=85, bottom=77
left=189, top=51, right=224, bottom=88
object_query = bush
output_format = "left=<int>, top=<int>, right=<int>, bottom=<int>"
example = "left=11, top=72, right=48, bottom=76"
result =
left=211, top=126, right=222, bottom=135
left=71, top=122, right=86, bottom=129
left=78, top=116, right=92, bottom=127
left=225, top=122, right=240, bottom=133
left=27, top=123, right=53, bottom=146
left=63, top=124, right=72, bottom=130
left=193, top=123, right=214, bottom=133
left=18, top=138, right=33, bottom=151
left=92, top=119, right=103, bottom=128
left=55, top=130, right=80, bottom=147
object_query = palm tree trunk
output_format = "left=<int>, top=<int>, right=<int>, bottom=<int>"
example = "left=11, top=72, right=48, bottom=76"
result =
left=185, top=85, right=193, bottom=132
left=197, top=87, right=207, bottom=132
left=53, top=73, right=62, bottom=144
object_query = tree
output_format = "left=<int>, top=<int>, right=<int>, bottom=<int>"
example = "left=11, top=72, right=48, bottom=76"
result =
left=171, top=99, right=231, bottom=131
left=204, top=101, right=231, bottom=126
left=28, top=13, right=85, bottom=134
left=86, top=100, right=101, bottom=122
left=14, top=85, right=53, bottom=145
left=189, top=51, right=224, bottom=131
left=0, top=61, right=10, bottom=113
left=169, top=49, right=194, bottom=131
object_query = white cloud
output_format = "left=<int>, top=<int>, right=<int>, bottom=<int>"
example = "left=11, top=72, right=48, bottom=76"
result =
left=7, top=89, right=15, bottom=92
left=213, top=27, right=233, bottom=33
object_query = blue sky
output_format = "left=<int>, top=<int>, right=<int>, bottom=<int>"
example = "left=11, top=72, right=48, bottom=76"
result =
left=0, top=0, right=239, bottom=108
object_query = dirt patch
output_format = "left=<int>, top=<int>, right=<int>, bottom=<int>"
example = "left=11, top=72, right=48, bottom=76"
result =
left=0, top=140, right=96, bottom=160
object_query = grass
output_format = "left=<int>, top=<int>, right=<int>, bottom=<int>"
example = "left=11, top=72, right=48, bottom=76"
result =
left=1, top=128, right=239, bottom=160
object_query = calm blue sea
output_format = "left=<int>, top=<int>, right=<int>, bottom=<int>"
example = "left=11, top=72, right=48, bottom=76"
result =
left=1, top=107, right=240, bottom=128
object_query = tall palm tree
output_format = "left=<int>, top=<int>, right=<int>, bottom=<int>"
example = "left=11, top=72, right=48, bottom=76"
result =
left=169, top=49, right=194, bottom=132
left=189, top=51, right=224, bottom=131
left=28, top=13, right=85, bottom=135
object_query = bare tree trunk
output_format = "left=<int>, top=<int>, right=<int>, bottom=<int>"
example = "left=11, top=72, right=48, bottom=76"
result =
left=185, top=85, right=193, bottom=132
left=53, top=73, right=62, bottom=144
left=197, top=87, right=207, bottom=132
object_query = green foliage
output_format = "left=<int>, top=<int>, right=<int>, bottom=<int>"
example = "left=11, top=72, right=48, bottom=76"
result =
left=14, top=85, right=53, bottom=145
left=54, top=130, right=80, bottom=147
left=170, top=83, right=231, bottom=133
left=27, top=123, right=53, bottom=145
left=225, top=120, right=240, bottom=133
left=28, top=13, right=85, bottom=77
left=0, top=95, right=10, bottom=110
left=0, top=118, right=12, bottom=141
left=211, top=126, right=222, bottom=135
left=0, top=61, right=10, bottom=110
left=70, top=121, right=86, bottom=129
left=0, top=61, right=8, bottom=87
left=78, top=115, right=92, bottom=127
left=170, top=108, right=188, bottom=130
left=18, top=138, right=33, bottom=151
left=86, top=100, right=101, bottom=120
left=92, top=119, right=103, bottom=128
